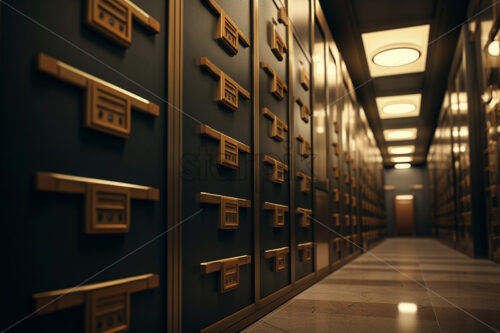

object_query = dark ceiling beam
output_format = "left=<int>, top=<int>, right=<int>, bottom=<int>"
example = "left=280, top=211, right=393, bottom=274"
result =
left=372, top=73, right=425, bottom=96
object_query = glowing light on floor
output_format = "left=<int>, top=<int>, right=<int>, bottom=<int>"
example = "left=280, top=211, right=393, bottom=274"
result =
left=398, top=302, right=418, bottom=314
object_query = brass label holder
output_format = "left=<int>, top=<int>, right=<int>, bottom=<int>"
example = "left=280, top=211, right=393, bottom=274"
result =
left=262, top=107, right=288, bottom=141
left=85, top=0, right=160, bottom=47
left=296, top=97, right=311, bottom=123
left=268, top=22, right=287, bottom=61
left=345, top=214, right=350, bottom=226
left=199, top=57, right=251, bottom=111
left=33, top=274, right=159, bottom=333
left=333, top=213, right=340, bottom=227
left=263, top=155, right=289, bottom=183
left=264, top=247, right=289, bottom=272
left=261, top=62, right=288, bottom=100
left=202, top=0, right=250, bottom=55
left=200, top=255, right=252, bottom=293
left=345, top=193, right=350, bottom=205
left=333, top=189, right=340, bottom=202
left=36, top=172, right=159, bottom=234
left=352, top=234, right=359, bottom=245
left=37, top=53, right=159, bottom=138
left=333, top=238, right=341, bottom=252
left=199, top=124, right=250, bottom=169
left=333, top=142, right=339, bottom=156
left=486, top=185, right=497, bottom=197
left=297, top=242, right=313, bottom=261
left=199, top=192, right=251, bottom=229
left=300, top=67, right=310, bottom=91
left=277, top=7, right=289, bottom=26
left=296, top=207, right=312, bottom=227
left=264, top=202, right=289, bottom=227
left=296, top=171, right=311, bottom=192
left=296, top=134, right=311, bottom=157
left=333, top=165, right=340, bottom=178
left=345, top=235, right=352, bottom=248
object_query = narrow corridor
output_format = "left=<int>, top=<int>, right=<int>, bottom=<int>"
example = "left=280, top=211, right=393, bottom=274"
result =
left=244, top=239, right=500, bottom=332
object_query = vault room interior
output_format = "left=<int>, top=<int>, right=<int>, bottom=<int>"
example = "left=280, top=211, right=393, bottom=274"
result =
left=1, top=0, right=500, bottom=332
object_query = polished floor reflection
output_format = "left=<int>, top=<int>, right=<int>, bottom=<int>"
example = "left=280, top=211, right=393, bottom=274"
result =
left=242, top=238, right=500, bottom=333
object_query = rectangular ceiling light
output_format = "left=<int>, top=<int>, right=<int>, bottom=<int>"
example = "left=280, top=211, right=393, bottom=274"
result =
left=361, top=25, right=430, bottom=77
left=388, top=145, right=415, bottom=155
left=376, top=94, right=421, bottom=119
left=384, top=128, right=417, bottom=141
left=391, top=156, right=413, bottom=163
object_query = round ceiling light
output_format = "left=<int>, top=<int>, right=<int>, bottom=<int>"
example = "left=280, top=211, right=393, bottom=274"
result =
left=372, top=47, right=421, bottom=67
left=394, top=163, right=412, bottom=169
left=392, top=156, right=412, bottom=163
left=382, top=103, right=416, bottom=115
left=386, top=130, right=415, bottom=140
left=389, top=146, right=414, bottom=155
left=488, top=41, right=500, bottom=57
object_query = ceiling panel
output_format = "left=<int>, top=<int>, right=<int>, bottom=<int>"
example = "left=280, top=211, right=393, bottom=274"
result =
left=376, top=94, right=421, bottom=119
left=353, top=0, right=437, bottom=32
left=372, top=73, right=425, bottom=95
left=361, top=25, right=430, bottom=77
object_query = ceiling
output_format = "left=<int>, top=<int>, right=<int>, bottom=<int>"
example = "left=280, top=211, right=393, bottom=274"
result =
left=319, top=0, right=470, bottom=166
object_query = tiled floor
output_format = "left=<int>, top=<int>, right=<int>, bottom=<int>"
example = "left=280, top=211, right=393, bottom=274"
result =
left=242, top=238, right=500, bottom=333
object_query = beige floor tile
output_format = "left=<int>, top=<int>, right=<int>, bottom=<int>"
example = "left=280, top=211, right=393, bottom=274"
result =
left=241, top=239, right=500, bottom=333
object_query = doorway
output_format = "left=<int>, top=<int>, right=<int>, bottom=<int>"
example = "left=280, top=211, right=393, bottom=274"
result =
left=394, top=195, right=415, bottom=236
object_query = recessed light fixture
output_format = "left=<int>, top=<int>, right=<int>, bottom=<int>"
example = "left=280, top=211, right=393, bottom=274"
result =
left=373, top=47, right=421, bottom=67
left=376, top=94, right=421, bottom=119
left=488, top=40, right=500, bottom=56
left=395, top=163, right=411, bottom=169
left=383, top=103, right=416, bottom=115
left=396, top=195, right=414, bottom=200
left=384, top=128, right=417, bottom=141
left=392, top=156, right=412, bottom=163
left=361, top=25, right=430, bottom=77
left=388, top=146, right=415, bottom=155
